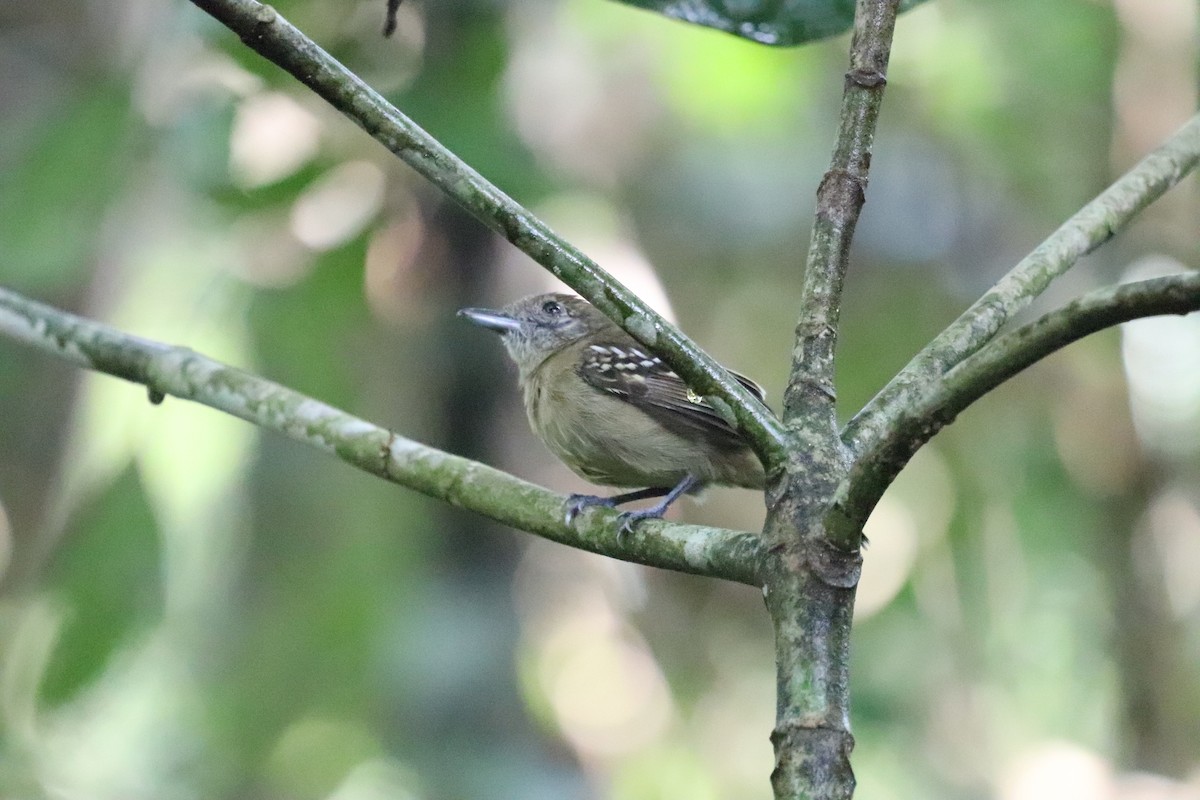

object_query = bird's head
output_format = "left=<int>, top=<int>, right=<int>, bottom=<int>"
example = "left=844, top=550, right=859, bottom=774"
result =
left=458, top=293, right=615, bottom=377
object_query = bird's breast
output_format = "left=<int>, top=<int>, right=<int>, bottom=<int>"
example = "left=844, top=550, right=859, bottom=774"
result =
left=522, top=373, right=691, bottom=488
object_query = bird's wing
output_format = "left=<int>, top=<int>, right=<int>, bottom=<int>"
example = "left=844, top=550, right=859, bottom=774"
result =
left=575, top=341, right=765, bottom=448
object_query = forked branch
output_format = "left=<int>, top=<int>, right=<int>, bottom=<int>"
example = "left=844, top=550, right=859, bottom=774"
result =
left=828, top=271, right=1200, bottom=540
left=844, top=112, right=1200, bottom=455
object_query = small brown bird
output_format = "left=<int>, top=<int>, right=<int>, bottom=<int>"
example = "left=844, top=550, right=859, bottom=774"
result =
left=459, top=293, right=766, bottom=533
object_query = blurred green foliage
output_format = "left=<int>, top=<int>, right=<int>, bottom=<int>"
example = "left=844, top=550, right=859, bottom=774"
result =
left=0, top=85, right=137, bottom=290
left=0, top=0, right=1198, bottom=798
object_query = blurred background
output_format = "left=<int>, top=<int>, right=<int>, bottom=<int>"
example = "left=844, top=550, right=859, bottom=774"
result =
left=1, top=0, right=1198, bottom=797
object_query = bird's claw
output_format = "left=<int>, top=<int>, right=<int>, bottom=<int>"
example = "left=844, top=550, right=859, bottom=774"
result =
left=615, top=508, right=665, bottom=540
left=565, top=494, right=667, bottom=542
left=564, top=493, right=616, bottom=524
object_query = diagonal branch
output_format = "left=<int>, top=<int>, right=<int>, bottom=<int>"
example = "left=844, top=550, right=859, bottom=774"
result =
left=785, top=0, right=900, bottom=428
left=844, top=112, right=1200, bottom=454
left=0, top=285, right=766, bottom=587
left=187, top=0, right=788, bottom=468
left=827, top=272, right=1200, bottom=540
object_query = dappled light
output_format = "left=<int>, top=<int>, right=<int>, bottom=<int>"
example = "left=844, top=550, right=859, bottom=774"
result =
left=230, top=91, right=323, bottom=189
left=857, top=495, right=919, bottom=619
left=1122, top=257, right=1200, bottom=456
left=290, top=161, right=387, bottom=251
left=1138, top=490, right=1200, bottom=620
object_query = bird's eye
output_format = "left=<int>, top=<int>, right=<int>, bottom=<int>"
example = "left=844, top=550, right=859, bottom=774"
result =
left=542, top=300, right=563, bottom=316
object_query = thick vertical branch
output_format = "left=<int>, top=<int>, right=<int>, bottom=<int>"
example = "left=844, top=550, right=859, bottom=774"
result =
left=783, top=0, right=900, bottom=428
left=765, top=563, right=860, bottom=800
left=766, top=2, right=899, bottom=798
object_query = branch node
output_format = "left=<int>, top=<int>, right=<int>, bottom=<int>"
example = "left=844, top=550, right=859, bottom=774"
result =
left=845, top=67, right=887, bottom=89
left=815, top=169, right=867, bottom=226
left=807, top=538, right=862, bottom=589
left=380, top=430, right=398, bottom=476
left=770, top=722, right=856, bottom=797
left=771, top=719, right=856, bottom=751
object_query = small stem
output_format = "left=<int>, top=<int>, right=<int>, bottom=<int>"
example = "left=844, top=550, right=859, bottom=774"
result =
left=0, top=285, right=766, bottom=585
left=844, top=112, right=1200, bottom=454
left=828, top=272, right=1200, bottom=542
left=785, top=0, right=900, bottom=427
left=187, top=0, right=788, bottom=468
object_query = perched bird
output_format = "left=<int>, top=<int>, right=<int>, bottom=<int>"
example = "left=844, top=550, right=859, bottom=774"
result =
left=458, top=293, right=766, bottom=533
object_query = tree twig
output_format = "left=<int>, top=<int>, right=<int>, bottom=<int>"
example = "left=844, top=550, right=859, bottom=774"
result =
left=187, top=0, right=788, bottom=469
left=843, top=111, right=1200, bottom=455
left=784, top=0, right=900, bottom=429
left=827, top=272, right=1200, bottom=540
left=0, top=285, right=766, bottom=586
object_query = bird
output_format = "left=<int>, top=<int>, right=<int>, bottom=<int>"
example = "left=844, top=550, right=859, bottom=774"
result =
left=458, top=293, right=766, bottom=534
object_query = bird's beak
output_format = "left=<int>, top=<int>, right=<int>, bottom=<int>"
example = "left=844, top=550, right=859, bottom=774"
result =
left=457, top=307, right=522, bottom=334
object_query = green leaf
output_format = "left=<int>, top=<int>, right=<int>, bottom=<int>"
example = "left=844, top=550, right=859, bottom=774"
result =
left=613, top=0, right=928, bottom=46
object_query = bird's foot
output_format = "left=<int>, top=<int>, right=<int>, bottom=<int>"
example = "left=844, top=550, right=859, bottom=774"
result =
left=565, top=494, right=661, bottom=540
left=615, top=507, right=667, bottom=540
left=566, top=476, right=698, bottom=541
left=564, top=493, right=617, bottom=524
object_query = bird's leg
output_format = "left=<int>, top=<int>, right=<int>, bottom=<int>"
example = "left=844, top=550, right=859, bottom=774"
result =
left=615, top=474, right=701, bottom=538
left=564, top=486, right=670, bottom=524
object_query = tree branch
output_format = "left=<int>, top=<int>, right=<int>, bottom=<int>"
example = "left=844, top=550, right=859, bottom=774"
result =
left=827, top=272, right=1200, bottom=540
left=186, top=0, right=788, bottom=469
left=844, top=111, right=1200, bottom=454
left=761, top=3, right=901, bottom=798
left=784, top=0, right=900, bottom=427
left=0, top=285, right=766, bottom=586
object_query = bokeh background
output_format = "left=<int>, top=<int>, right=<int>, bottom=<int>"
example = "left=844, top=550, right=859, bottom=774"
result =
left=1, top=0, right=1198, bottom=797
